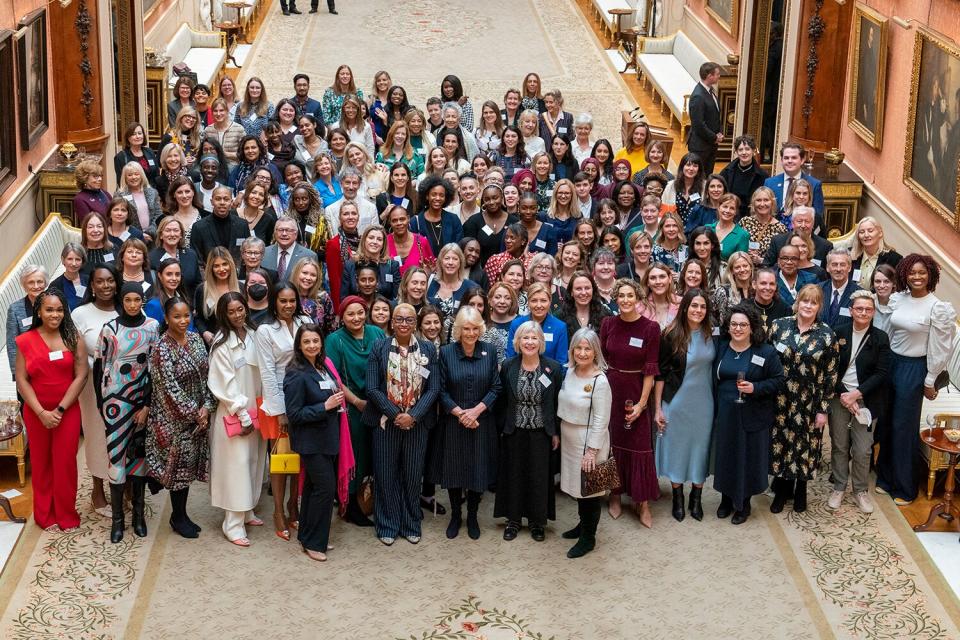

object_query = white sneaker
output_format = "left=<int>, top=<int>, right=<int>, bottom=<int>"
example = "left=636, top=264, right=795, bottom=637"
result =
left=855, top=491, right=874, bottom=514
left=827, top=490, right=844, bottom=510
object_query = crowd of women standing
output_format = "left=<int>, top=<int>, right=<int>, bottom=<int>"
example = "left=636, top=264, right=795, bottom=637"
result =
left=9, top=65, right=955, bottom=562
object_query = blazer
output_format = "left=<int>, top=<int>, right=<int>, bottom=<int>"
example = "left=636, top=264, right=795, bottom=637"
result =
left=116, top=187, right=163, bottom=238
left=409, top=211, right=464, bottom=257
left=282, top=363, right=341, bottom=456
left=713, top=339, right=786, bottom=432
left=850, top=250, right=903, bottom=276
left=340, top=259, right=401, bottom=301
left=114, top=148, right=160, bottom=186
left=190, top=212, right=251, bottom=266
left=291, top=95, right=322, bottom=120
left=832, top=323, right=891, bottom=418
left=656, top=335, right=687, bottom=405
left=763, top=231, right=833, bottom=267
left=148, top=246, right=202, bottom=299
left=504, top=313, right=569, bottom=365
left=818, top=279, right=862, bottom=328
left=538, top=111, right=574, bottom=149
left=719, top=159, right=769, bottom=220
left=497, top=355, right=564, bottom=436
left=686, top=83, right=721, bottom=152
left=49, top=273, right=89, bottom=311
left=775, top=269, right=818, bottom=306
left=363, top=338, right=440, bottom=429
left=264, top=242, right=318, bottom=283
left=764, top=173, right=825, bottom=216
left=5, top=297, right=32, bottom=378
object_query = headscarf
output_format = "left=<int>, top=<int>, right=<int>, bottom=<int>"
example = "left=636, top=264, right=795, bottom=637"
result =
left=511, top=168, right=536, bottom=190
left=612, top=158, right=633, bottom=181
left=580, top=157, right=604, bottom=199
left=118, top=281, right=146, bottom=328
left=338, top=295, right=367, bottom=320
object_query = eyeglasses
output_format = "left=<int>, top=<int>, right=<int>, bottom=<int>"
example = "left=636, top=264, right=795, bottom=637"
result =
left=534, top=265, right=553, bottom=271
left=729, top=322, right=750, bottom=329
left=242, top=250, right=263, bottom=257
left=276, top=228, right=296, bottom=234
left=778, top=256, right=799, bottom=262
left=394, top=317, right=416, bottom=325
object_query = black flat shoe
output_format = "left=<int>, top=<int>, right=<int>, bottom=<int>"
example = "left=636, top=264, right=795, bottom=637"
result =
left=329, top=9, right=338, bottom=13
left=289, top=7, right=302, bottom=13
left=282, top=9, right=290, bottom=15
left=503, top=524, right=519, bottom=541
left=446, top=515, right=461, bottom=539
left=731, top=510, right=750, bottom=525
left=308, top=7, right=318, bottom=12
left=170, top=517, right=200, bottom=539
left=530, top=526, right=545, bottom=542
left=770, top=494, right=787, bottom=514
left=716, top=495, right=733, bottom=519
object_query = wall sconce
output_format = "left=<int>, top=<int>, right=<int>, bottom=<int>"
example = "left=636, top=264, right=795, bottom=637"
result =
left=892, top=16, right=914, bottom=29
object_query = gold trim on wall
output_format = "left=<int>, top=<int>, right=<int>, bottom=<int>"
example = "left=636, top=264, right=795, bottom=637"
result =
left=704, top=0, right=740, bottom=39
left=902, top=28, right=960, bottom=228
left=846, top=3, right=888, bottom=150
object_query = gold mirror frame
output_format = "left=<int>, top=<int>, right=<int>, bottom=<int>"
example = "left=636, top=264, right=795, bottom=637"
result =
left=705, top=0, right=740, bottom=39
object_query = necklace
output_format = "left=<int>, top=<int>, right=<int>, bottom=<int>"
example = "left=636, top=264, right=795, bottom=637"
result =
left=730, top=344, right=750, bottom=359
left=596, top=282, right=614, bottom=298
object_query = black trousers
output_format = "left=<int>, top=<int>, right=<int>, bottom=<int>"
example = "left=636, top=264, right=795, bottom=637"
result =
left=310, top=0, right=335, bottom=10
left=298, top=452, right=336, bottom=552
left=493, top=429, right=554, bottom=526
left=689, top=145, right=718, bottom=174
left=373, top=425, right=428, bottom=538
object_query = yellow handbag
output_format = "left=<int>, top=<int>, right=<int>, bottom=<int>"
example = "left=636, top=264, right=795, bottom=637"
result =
left=270, top=435, right=301, bottom=474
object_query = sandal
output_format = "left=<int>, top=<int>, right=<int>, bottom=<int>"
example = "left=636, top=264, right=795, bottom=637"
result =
left=245, top=516, right=264, bottom=527
left=273, top=512, right=290, bottom=541
left=229, top=537, right=251, bottom=547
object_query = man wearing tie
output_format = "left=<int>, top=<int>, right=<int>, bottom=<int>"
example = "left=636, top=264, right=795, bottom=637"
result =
left=764, top=142, right=825, bottom=215
left=686, top=62, right=723, bottom=173
left=819, top=249, right=861, bottom=329
left=264, top=216, right=318, bottom=282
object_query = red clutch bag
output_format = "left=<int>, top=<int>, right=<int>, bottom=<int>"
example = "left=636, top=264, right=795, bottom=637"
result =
left=223, top=407, right=260, bottom=437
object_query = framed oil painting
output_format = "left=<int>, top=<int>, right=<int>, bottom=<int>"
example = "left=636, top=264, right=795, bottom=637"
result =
left=0, top=30, right=16, bottom=196
left=705, top=0, right=739, bottom=38
left=903, top=28, right=960, bottom=227
left=16, top=8, right=48, bottom=151
left=846, top=3, right=888, bottom=150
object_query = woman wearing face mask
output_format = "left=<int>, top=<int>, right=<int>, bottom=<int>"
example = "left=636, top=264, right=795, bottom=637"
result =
left=146, top=297, right=216, bottom=538
left=95, top=282, right=161, bottom=542
left=556, top=271, right=612, bottom=339
left=243, top=268, right=274, bottom=327
left=72, top=265, right=121, bottom=518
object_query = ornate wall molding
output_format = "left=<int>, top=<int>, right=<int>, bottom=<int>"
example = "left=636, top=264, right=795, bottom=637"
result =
left=74, top=0, right=93, bottom=124
left=801, top=0, right=825, bottom=135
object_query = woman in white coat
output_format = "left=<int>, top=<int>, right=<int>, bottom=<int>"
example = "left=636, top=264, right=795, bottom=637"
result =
left=557, top=327, right=612, bottom=559
left=255, top=283, right=311, bottom=541
left=208, top=291, right=266, bottom=547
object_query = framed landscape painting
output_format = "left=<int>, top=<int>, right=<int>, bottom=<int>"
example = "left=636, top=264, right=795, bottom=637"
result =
left=16, top=8, right=48, bottom=151
left=847, top=3, right=888, bottom=150
left=705, top=0, right=739, bottom=38
left=903, top=29, right=960, bottom=226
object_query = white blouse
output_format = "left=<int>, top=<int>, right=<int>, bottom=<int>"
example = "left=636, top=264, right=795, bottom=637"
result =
left=887, top=291, right=957, bottom=387
left=255, top=316, right=310, bottom=417
left=557, top=369, right=612, bottom=450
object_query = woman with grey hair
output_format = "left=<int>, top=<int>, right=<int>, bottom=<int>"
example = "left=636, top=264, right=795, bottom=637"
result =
left=571, top=113, right=595, bottom=165
left=50, top=243, right=89, bottom=311
left=6, top=264, right=50, bottom=378
left=440, top=102, right=480, bottom=160
left=558, top=327, right=611, bottom=557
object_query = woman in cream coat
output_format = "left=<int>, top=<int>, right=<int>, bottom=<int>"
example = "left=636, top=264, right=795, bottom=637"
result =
left=557, top=327, right=612, bottom=559
left=208, top=292, right=267, bottom=547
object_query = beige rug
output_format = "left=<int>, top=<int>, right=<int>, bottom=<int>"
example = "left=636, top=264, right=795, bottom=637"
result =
left=238, top=0, right=634, bottom=144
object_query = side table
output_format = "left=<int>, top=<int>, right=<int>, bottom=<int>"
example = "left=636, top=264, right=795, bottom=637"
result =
left=216, top=21, right=243, bottom=67
left=913, top=427, right=960, bottom=542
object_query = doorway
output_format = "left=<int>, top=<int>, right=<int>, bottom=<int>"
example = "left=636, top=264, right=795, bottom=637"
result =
left=744, top=0, right=787, bottom=166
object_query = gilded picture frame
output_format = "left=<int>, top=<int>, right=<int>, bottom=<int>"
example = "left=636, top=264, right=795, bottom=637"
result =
left=903, top=28, right=960, bottom=227
left=15, top=8, right=48, bottom=151
left=705, top=0, right=739, bottom=39
left=846, top=3, right=887, bottom=150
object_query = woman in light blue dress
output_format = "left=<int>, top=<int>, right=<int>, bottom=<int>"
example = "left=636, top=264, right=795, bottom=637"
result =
left=654, top=289, right=716, bottom=522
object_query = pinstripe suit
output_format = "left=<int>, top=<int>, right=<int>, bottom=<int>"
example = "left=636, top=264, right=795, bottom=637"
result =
left=365, top=338, right=440, bottom=539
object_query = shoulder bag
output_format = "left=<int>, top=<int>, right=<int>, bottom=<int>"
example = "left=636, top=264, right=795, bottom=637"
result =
left=580, top=374, right=621, bottom=496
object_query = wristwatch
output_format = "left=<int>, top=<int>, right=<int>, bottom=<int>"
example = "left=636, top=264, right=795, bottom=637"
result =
left=56, top=405, right=66, bottom=414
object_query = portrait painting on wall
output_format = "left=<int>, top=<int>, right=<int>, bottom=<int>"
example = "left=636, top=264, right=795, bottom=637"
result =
left=16, top=8, right=48, bottom=151
left=847, top=3, right=888, bottom=150
left=904, top=29, right=960, bottom=226
left=705, top=0, right=739, bottom=38
left=0, top=30, right=16, bottom=196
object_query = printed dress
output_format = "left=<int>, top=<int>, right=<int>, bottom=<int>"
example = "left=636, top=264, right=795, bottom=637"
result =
left=97, top=318, right=160, bottom=484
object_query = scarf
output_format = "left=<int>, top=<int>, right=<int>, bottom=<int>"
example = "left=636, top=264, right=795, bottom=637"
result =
left=118, top=282, right=146, bottom=327
left=385, top=338, right=426, bottom=415
left=339, top=230, right=359, bottom=267
left=580, top=158, right=605, bottom=199
left=326, top=356, right=355, bottom=514
left=234, top=157, right=267, bottom=193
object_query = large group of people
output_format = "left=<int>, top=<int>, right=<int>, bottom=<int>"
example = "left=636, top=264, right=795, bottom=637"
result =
left=7, top=62, right=956, bottom=562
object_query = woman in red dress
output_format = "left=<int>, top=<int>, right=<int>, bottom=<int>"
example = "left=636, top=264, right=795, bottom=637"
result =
left=15, top=289, right=89, bottom=531
left=599, top=279, right=660, bottom=528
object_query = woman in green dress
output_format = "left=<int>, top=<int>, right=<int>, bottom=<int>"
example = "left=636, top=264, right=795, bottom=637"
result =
left=323, top=295, right=385, bottom=526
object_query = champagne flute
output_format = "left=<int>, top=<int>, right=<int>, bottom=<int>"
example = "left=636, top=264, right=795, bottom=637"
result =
left=624, top=399, right=634, bottom=430
left=924, top=414, right=937, bottom=444
left=735, top=371, right=746, bottom=404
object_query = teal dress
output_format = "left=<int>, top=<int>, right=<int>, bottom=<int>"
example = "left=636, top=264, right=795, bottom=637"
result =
left=324, top=324, right=385, bottom=493
left=708, top=222, right=750, bottom=261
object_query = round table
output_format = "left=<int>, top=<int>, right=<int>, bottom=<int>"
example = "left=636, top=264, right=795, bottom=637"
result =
left=215, top=21, right=243, bottom=67
left=0, top=419, right=25, bottom=524
left=913, top=426, right=960, bottom=541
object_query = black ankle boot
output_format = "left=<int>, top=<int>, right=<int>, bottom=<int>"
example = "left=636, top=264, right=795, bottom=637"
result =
left=732, top=499, right=752, bottom=525
left=131, top=477, right=147, bottom=537
left=109, top=483, right=125, bottom=543
left=770, top=478, right=789, bottom=514
left=671, top=486, right=685, bottom=522
left=689, top=486, right=703, bottom=521
left=446, top=491, right=463, bottom=539
left=793, top=480, right=808, bottom=513
left=466, top=492, right=481, bottom=540
left=169, top=489, right=199, bottom=538
left=716, top=494, right=733, bottom=519
left=567, top=499, right=600, bottom=559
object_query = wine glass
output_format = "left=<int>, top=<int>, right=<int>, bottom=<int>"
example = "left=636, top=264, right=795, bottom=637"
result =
left=735, top=371, right=746, bottom=404
left=924, top=414, right=937, bottom=443
left=624, top=400, right=634, bottom=430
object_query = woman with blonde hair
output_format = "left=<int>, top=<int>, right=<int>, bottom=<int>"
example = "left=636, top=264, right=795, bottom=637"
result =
left=162, top=106, right=202, bottom=170
left=341, top=141, right=383, bottom=200
left=116, top=162, right=162, bottom=238
left=204, top=97, right=247, bottom=169
left=640, top=262, right=681, bottom=329
left=519, top=109, right=545, bottom=160
left=544, top=178, right=580, bottom=244
left=848, top=216, right=903, bottom=288
left=234, top=77, right=275, bottom=139
left=291, top=257, right=337, bottom=335
left=322, top=64, right=363, bottom=125
left=193, top=246, right=241, bottom=345
left=155, top=143, right=190, bottom=205
left=376, top=120, right=424, bottom=177
left=428, top=243, right=477, bottom=340
left=724, top=251, right=755, bottom=305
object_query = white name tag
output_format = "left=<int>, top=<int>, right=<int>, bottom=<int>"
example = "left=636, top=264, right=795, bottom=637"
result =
left=502, top=113, right=508, bottom=121
left=385, top=274, right=394, bottom=283
left=538, top=373, right=552, bottom=387
left=49, top=350, right=64, bottom=361
left=689, top=193, right=701, bottom=203
left=234, top=357, right=247, bottom=368
left=103, top=252, right=115, bottom=261
left=852, top=269, right=862, bottom=281
left=558, top=127, right=567, bottom=134
left=453, top=300, right=461, bottom=309
left=535, top=239, right=546, bottom=249
left=141, top=281, right=151, bottom=292
left=419, top=366, right=431, bottom=379
left=629, top=337, right=644, bottom=348
left=147, top=159, right=156, bottom=166
left=544, top=333, right=554, bottom=342
left=74, top=285, right=87, bottom=297
left=119, top=230, right=131, bottom=241
left=394, top=256, right=404, bottom=264
left=235, top=238, right=245, bottom=246
left=812, top=258, right=822, bottom=267
left=247, top=113, right=258, bottom=122
left=839, top=307, right=851, bottom=317
left=546, top=189, right=554, bottom=197
left=751, top=355, right=765, bottom=366
left=549, top=173, right=555, bottom=181
left=482, top=224, right=494, bottom=236
left=400, top=198, right=410, bottom=208
left=748, top=242, right=760, bottom=251
left=20, top=317, right=31, bottom=328
left=123, top=194, right=134, bottom=202
left=775, top=342, right=787, bottom=353
left=305, top=224, right=317, bottom=235
left=318, top=380, right=335, bottom=390
left=712, top=326, right=720, bottom=336
left=161, top=252, right=176, bottom=262
left=417, top=148, right=426, bottom=155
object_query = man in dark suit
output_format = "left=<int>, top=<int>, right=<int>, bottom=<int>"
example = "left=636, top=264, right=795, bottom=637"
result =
left=291, top=74, right=322, bottom=119
left=819, top=249, right=861, bottom=328
left=190, top=186, right=250, bottom=266
left=263, top=215, right=318, bottom=283
left=764, top=207, right=833, bottom=267
left=686, top=62, right=723, bottom=173
left=826, top=290, right=890, bottom=514
left=763, top=142, right=826, bottom=220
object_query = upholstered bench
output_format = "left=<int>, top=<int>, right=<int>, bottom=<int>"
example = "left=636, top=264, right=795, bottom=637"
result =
left=591, top=0, right=635, bottom=40
left=165, top=23, right=227, bottom=90
left=635, top=31, right=708, bottom=131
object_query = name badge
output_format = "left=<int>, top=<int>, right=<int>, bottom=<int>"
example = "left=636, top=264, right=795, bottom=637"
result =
left=544, top=333, right=554, bottom=342
left=385, top=274, right=394, bottom=283
left=776, top=342, right=787, bottom=353
left=161, top=252, right=176, bottom=262
left=234, top=357, right=247, bottom=368
left=247, top=112, right=258, bottom=122
left=74, top=285, right=87, bottom=297
left=558, top=127, right=567, bottom=134
left=482, top=224, right=494, bottom=236
left=453, top=300, right=461, bottom=309
left=419, top=366, right=431, bottom=379
left=750, top=355, right=765, bottom=366
left=141, top=281, right=151, bottom=293
left=417, top=148, right=426, bottom=155
left=305, top=224, right=317, bottom=235
left=235, top=238, right=245, bottom=246
left=712, top=326, right=720, bottom=336
left=629, top=337, right=644, bottom=348
left=20, top=317, right=31, bottom=328
left=400, top=198, right=410, bottom=208
left=535, top=239, right=546, bottom=249
left=49, top=350, right=64, bottom=361
left=748, top=242, right=760, bottom=251
left=119, top=230, right=131, bottom=241
left=549, top=173, right=555, bottom=181
left=538, top=373, right=552, bottom=388
left=123, top=194, right=134, bottom=202
left=546, top=189, right=554, bottom=197
left=689, top=193, right=701, bottom=203
left=839, top=307, right=851, bottom=317
left=501, top=113, right=508, bottom=121
left=147, top=158, right=156, bottom=166
left=103, top=252, right=115, bottom=262
left=318, top=380, right=335, bottom=390
left=812, top=258, right=822, bottom=267
left=852, top=268, right=862, bottom=281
